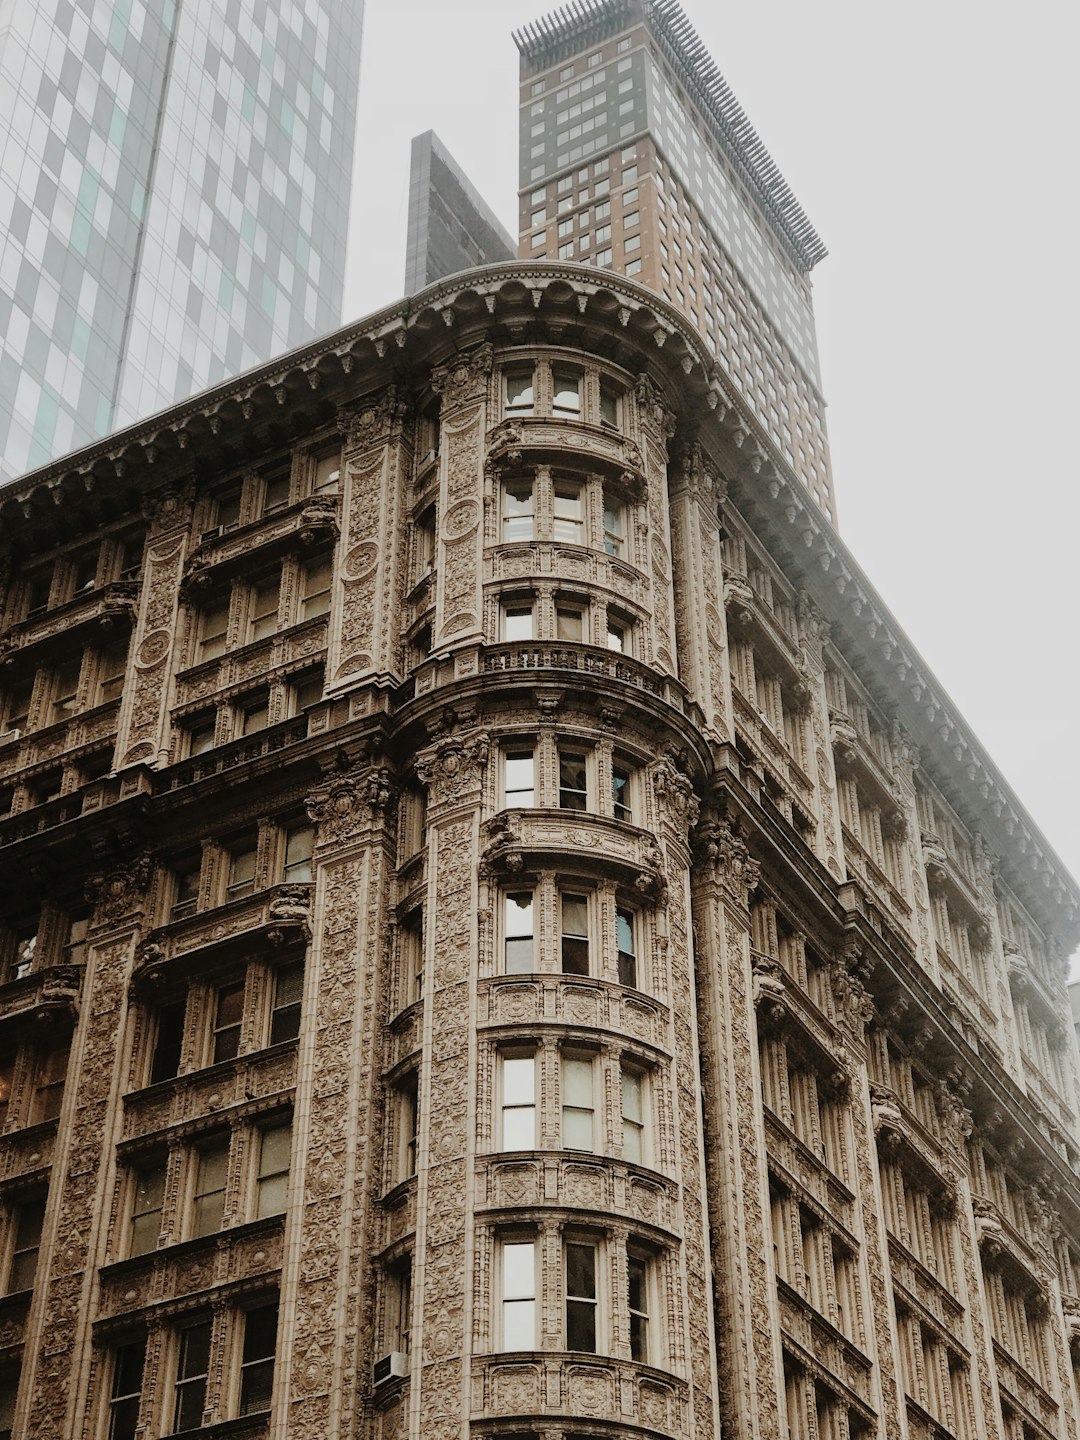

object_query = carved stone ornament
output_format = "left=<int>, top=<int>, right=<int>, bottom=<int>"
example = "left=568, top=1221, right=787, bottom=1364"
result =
left=84, top=855, right=152, bottom=926
left=297, top=494, right=341, bottom=546
left=650, top=752, right=699, bottom=837
left=485, top=418, right=525, bottom=470
left=415, top=731, right=490, bottom=808
left=430, top=342, right=494, bottom=407
left=972, top=1197, right=1005, bottom=1261
left=337, top=385, right=407, bottom=449
left=35, top=966, right=81, bottom=1021
left=678, top=439, right=727, bottom=507
left=479, top=812, right=522, bottom=878
left=829, top=938, right=876, bottom=1039
left=870, top=1085, right=904, bottom=1139
left=266, top=885, right=313, bottom=945
left=634, top=371, right=676, bottom=438
left=141, top=481, right=194, bottom=532
left=751, top=951, right=786, bottom=1029
left=306, top=760, right=398, bottom=842
left=693, top=818, right=760, bottom=899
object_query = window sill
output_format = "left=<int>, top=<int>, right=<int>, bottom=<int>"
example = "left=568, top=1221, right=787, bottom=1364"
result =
left=99, top=1212, right=285, bottom=1281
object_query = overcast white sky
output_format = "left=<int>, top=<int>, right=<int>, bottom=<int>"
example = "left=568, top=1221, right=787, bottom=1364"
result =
left=343, top=0, right=1080, bottom=968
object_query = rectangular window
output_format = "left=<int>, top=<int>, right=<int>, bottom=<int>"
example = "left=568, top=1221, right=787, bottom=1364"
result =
left=197, top=599, right=229, bottom=662
left=501, top=479, right=535, bottom=541
left=603, top=493, right=625, bottom=557
left=501, top=1240, right=536, bottom=1348
left=616, top=907, right=637, bottom=987
left=399, top=1076, right=419, bottom=1179
left=186, top=716, right=216, bottom=756
left=270, top=962, right=303, bottom=1044
left=553, top=479, right=585, bottom=543
left=31, top=1044, right=67, bottom=1122
left=505, top=370, right=535, bottom=416
left=566, top=1240, right=598, bottom=1350
left=300, top=557, right=332, bottom=621
left=171, top=858, right=200, bottom=920
left=261, top=465, right=291, bottom=515
left=599, top=381, right=620, bottom=428
left=239, top=1302, right=278, bottom=1415
left=500, top=1052, right=536, bottom=1150
left=1, top=678, right=33, bottom=734
left=248, top=575, right=280, bottom=642
left=49, top=655, right=82, bottom=723
left=621, top=1065, right=646, bottom=1164
left=552, top=370, right=582, bottom=416
left=255, top=1123, right=290, bottom=1218
left=501, top=602, right=534, bottom=642
left=628, top=1251, right=650, bottom=1360
left=6, top=1198, right=44, bottom=1292
left=611, top=763, right=632, bottom=822
left=192, top=1141, right=228, bottom=1238
left=129, top=1164, right=165, bottom=1256
left=108, top=1339, right=145, bottom=1440
left=67, top=554, right=102, bottom=607
left=415, top=507, right=436, bottom=579
left=238, top=693, right=269, bottom=735
left=151, top=1000, right=186, bottom=1084
left=400, top=910, right=424, bottom=1005
left=215, top=488, right=242, bottom=532
left=561, top=893, right=590, bottom=975
left=97, top=638, right=129, bottom=703
left=312, top=447, right=341, bottom=494
left=225, top=838, right=258, bottom=901
left=504, top=892, right=535, bottom=974
left=172, top=1319, right=211, bottom=1433
left=555, top=604, right=584, bottom=641
left=558, top=750, right=588, bottom=811
left=209, top=978, right=245, bottom=1064
left=503, top=748, right=535, bottom=808
left=562, top=1053, right=595, bottom=1149
left=282, top=823, right=314, bottom=882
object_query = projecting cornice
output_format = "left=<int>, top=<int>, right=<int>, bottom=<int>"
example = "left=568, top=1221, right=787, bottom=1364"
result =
left=1, top=261, right=1075, bottom=944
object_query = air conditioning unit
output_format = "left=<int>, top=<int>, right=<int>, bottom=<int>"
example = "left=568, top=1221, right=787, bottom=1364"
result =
left=0, top=729, right=21, bottom=745
left=373, top=1352, right=409, bottom=1386
left=199, top=526, right=222, bottom=544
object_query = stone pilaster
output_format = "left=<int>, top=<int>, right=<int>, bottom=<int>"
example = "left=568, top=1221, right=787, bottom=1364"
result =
left=116, top=480, right=194, bottom=768
left=690, top=816, right=782, bottom=1440
left=650, top=756, right=722, bottom=1440
left=635, top=373, right=679, bottom=678
left=668, top=441, right=732, bottom=745
left=21, top=856, right=151, bottom=1439
left=280, top=759, right=396, bottom=1439
left=430, top=345, right=492, bottom=654
left=796, top=592, right=845, bottom=882
left=410, top=722, right=489, bottom=1440
left=330, top=386, right=412, bottom=693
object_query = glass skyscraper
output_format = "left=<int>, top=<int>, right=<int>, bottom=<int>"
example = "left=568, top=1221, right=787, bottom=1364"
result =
left=0, top=0, right=364, bottom=482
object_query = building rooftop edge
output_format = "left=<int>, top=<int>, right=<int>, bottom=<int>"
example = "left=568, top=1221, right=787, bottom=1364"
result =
left=512, top=0, right=827, bottom=273
left=1, top=260, right=1074, bottom=939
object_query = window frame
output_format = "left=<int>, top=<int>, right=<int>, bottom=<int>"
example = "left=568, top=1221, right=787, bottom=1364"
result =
left=561, top=1050, right=597, bottom=1151
left=499, top=1049, right=537, bottom=1151
left=499, top=1235, right=537, bottom=1350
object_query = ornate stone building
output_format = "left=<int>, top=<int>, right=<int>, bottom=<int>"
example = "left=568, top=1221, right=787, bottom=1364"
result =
left=0, top=262, right=1078, bottom=1440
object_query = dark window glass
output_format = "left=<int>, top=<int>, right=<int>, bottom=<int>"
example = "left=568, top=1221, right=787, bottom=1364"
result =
left=566, top=1242, right=597, bottom=1350
left=151, top=1001, right=186, bottom=1084
left=561, top=894, right=589, bottom=975
left=558, top=751, right=588, bottom=811
left=270, top=962, right=303, bottom=1045
left=108, top=1339, right=145, bottom=1440
left=172, top=1320, right=211, bottom=1432
left=239, top=1302, right=278, bottom=1414
left=212, top=983, right=244, bottom=1063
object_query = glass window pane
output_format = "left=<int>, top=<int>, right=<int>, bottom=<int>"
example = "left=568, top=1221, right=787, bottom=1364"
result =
left=556, top=607, right=583, bottom=641
left=503, top=1298, right=535, bottom=1348
left=502, top=1056, right=534, bottom=1105
left=502, top=1107, right=535, bottom=1149
left=504, top=752, right=534, bottom=806
left=503, top=606, right=534, bottom=641
left=503, top=1241, right=534, bottom=1298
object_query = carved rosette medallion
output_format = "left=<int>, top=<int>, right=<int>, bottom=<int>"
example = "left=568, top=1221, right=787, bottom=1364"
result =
left=430, top=342, right=493, bottom=409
